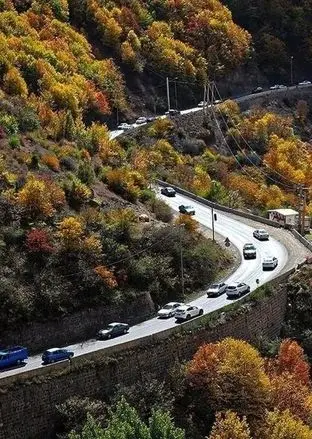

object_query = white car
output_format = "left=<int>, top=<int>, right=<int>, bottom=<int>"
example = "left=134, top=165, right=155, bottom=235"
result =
left=207, top=282, right=228, bottom=297
left=270, top=84, right=286, bottom=90
left=226, top=282, right=250, bottom=298
left=253, top=229, right=269, bottom=241
left=299, top=80, right=311, bottom=86
left=262, top=256, right=278, bottom=270
left=117, top=122, right=132, bottom=130
left=175, top=304, right=203, bottom=322
left=135, top=117, right=147, bottom=124
left=157, top=302, right=183, bottom=318
left=198, top=101, right=204, bottom=107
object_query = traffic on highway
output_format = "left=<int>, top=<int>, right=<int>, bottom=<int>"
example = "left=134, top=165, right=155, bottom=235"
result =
left=110, top=82, right=312, bottom=140
left=0, top=188, right=290, bottom=378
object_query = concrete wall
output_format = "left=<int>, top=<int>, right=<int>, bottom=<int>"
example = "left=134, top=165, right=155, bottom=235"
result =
left=0, top=277, right=290, bottom=439
left=0, top=292, right=155, bottom=354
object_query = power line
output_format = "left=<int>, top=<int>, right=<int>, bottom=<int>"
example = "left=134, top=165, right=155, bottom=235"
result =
left=213, top=83, right=299, bottom=191
left=54, top=223, right=184, bottom=280
left=211, top=83, right=296, bottom=191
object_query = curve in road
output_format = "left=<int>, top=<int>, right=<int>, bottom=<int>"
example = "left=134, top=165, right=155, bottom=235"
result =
left=110, top=84, right=312, bottom=139
left=0, top=189, right=290, bottom=380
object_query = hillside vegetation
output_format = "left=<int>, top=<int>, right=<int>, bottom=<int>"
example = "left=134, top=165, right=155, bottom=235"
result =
left=57, top=338, right=312, bottom=439
left=121, top=97, right=312, bottom=216
left=0, top=0, right=254, bottom=331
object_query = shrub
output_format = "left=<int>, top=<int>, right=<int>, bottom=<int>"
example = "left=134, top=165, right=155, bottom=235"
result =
left=17, top=107, right=40, bottom=132
left=77, top=160, right=95, bottom=185
left=56, top=397, right=107, bottom=438
left=8, top=134, right=20, bottom=149
left=41, top=154, right=60, bottom=172
left=82, top=234, right=102, bottom=256
left=60, top=156, right=77, bottom=172
left=63, top=176, right=92, bottom=208
left=0, top=112, right=19, bottom=135
left=175, top=214, right=199, bottom=234
left=94, top=265, right=118, bottom=288
left=57, top=216, right=84, bottom=250
left=2, top=226, right=25, bottom=245
left=150, top=199, right=173, bottom=222
left=25, top=228, right=54, bottom=254
left=139, top=188, right=156, bottom=203
left=17, top=176, right=66, bottom=219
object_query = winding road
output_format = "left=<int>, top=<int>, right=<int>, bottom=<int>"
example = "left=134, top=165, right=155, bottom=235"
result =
left=1, top=84, right=312, bottom=380
left=1, top=188, right=302, bottom=380
left=110, top=83, right=312, bottom=139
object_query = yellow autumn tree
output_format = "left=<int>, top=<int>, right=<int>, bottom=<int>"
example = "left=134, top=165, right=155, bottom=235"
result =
left=3, top=67, right=28, bottom=98
left=208, top=411, right=252, bottom=439
left=262, top=410, right=312, bottom=439
left=17, top=176, right=65, bottom=218
left=57, top=216, right=84, bottom=250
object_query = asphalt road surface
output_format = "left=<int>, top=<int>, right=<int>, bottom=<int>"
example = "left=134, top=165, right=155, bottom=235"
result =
left=0, top=190, right=290, bottom=379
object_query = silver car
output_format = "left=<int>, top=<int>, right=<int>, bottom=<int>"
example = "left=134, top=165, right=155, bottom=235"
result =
left=158, top=302, right=183, bottom=318
left=253, top=229, right=269, bottom=241
left=262, top=256, right=278, bottom=270
left=207, top=282, right=228, bottom=297
left=226, top=282, right=250, bottom=298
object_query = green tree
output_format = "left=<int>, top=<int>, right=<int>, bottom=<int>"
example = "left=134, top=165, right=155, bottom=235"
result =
left=149, top=409, right=184, bottom=439
left=69, top=414, right=105, bottom=439
left=69, top=398, right=184, bottom=439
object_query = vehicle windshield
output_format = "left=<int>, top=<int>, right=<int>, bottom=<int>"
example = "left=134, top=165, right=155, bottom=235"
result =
left=244, top=244, right=254, bottom=249
left=106, top=324, right=115, bottom=330
left=209, top=284, right=219, bottom=289
left=162, top=304, right=173, bottom=310
left=227, top=286, right=237, bottom=289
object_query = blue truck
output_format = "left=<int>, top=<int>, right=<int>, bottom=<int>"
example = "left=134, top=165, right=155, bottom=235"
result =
left=0, top=346, right=28, bottom=369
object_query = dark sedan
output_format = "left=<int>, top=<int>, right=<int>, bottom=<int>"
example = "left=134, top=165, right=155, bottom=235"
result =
left=97, top=322, right=129, bottom=340
left=161, top=186, right=176, bottom=197
left=179, top=205, right=195, bottom=215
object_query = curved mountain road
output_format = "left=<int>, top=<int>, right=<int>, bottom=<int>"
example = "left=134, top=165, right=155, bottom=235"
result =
left=1, top=189, right=308, bottom=380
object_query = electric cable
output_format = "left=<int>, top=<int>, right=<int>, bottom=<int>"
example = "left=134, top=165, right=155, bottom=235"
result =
left=213, top=83, right=299, bottom=190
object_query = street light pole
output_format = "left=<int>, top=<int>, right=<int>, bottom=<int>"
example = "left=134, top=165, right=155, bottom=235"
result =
left=290, top=56, right=294, bottom=86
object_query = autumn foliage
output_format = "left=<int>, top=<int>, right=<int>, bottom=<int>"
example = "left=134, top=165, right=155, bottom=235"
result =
left=26, top=228, right=54, bottom=254
left=185, top=338, right=312, bottom=439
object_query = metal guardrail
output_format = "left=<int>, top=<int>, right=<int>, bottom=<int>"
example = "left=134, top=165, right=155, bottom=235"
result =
left=1, top=182, right=311, bottom=388
left=157, top=179, right=281, bottom=228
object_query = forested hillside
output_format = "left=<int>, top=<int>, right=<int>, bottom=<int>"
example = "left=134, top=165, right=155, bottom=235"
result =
left=224, top=0, right=312, bottom=81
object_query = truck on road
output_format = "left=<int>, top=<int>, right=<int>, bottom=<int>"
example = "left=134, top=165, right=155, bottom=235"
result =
left=0, top=346, right=28, bottom=369
left=268, top=208, right=310, bottom=233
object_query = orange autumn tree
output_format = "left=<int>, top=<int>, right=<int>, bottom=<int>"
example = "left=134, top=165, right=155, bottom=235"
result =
left=186, top=338, right=270, bottom=422
left=265, top=340, right=312, bottom=424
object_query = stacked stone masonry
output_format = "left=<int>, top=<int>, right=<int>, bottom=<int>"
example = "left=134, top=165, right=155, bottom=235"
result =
left=0, top=286, right=287, bottom=439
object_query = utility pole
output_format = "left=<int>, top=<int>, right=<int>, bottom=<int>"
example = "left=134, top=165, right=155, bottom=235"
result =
left=179, top=223, right=185, bottom=296
left=297, top=184, right=307, bottom=235
left=166, top=77, right=171, bottom=112
left=290, top=56, right=294, bottom=86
